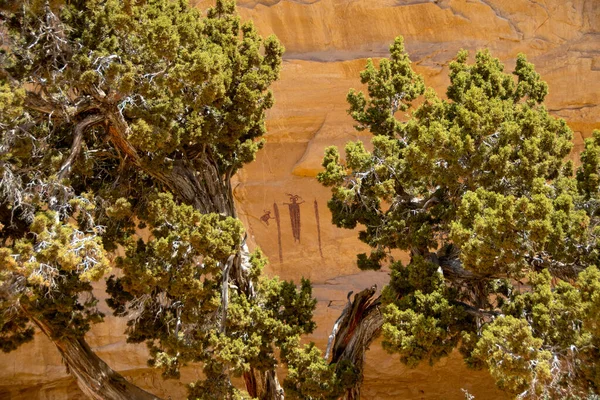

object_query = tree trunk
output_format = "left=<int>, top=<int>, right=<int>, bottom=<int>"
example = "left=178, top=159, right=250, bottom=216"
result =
left=106, top=112, right=280, bottom=397
left=243, top=368, right=285, bottom=400
left=32, top=317, right=162, bottom=400
left=326, top=286, right=383, bottom=400
left=148, top=156, right=278, bottom=397
left=263, top=370, right=285, bottom=400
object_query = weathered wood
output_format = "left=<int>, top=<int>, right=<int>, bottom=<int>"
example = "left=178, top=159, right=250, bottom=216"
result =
left=57, top=114, right=105, bottom=180
left=264, top=370, right=285, bottom=400
left=327, top=286, right=383, bottom=400
left=32, top=317, right=162, bottom=400
left=243, top=368, right=285, bottom=400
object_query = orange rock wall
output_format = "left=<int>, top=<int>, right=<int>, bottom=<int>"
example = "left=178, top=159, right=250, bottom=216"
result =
left=1, top=1, right=599, bottom=398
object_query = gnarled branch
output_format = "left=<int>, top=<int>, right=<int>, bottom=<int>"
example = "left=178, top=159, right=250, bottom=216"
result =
left=57, top=114, right=104, bottom=180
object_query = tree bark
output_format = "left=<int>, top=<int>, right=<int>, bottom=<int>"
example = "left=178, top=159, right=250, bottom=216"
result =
left=243, top=368, right=285, bottom=400
left=106, top=112, right=234, bottom=217
left=326, top=286, right=383, bottom=400
left=32, top=316, right=162, bottom=400
left=263, top=370, right=285, bottom=400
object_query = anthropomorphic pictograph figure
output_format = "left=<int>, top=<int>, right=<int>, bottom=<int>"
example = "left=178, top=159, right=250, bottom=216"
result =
left=284, top=194, right=304, bottom=243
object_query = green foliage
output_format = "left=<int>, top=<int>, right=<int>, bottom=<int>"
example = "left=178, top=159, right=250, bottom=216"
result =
left=0, top=207, right=109, bottom=349
left=0, top=0, right=318, bottom=398
left=578, top=130, right=600, bottom=201
left=450, top=181, right=588, bottom=277
left=188, top=374, right=248, bottom=400
left=473, top=315, right=552, bottom=396
left=321, top=35, right=600, bottom=398
left=381, top=258, right=469, bottom=367
left=473, top=267, right=600, bottom=397
left=283, top=337, right=351, bottom=400
left=4, top=0, right=283, bottom=179
left=481, top=267, right=600, bottom=397
left=346, top=36, right=425, bottom=137
left=104, top=193, right=318, bottom=393
left=320, top=44, right=574, bottom=269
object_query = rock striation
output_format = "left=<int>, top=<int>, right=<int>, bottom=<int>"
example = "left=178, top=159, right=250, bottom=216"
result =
left=1, top=0, right=599, bottom=398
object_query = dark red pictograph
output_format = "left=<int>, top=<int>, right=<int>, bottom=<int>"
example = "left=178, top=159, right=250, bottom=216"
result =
left=314, top=199, right=324, bottom=258
left=273, top=203, right=283, bottom=263
left=284, top=194, right=304, bottom=243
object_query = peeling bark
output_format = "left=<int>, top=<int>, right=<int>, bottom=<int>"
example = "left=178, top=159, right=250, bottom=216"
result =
left=243, top=369, right=259, bottom=398
left=243, top=368, right=285, bottom=400
left=325, top=251, right=502, bottom=399
left=327, top=286, right=383, bottom=400
left=264, top=370, right=285, bottom=400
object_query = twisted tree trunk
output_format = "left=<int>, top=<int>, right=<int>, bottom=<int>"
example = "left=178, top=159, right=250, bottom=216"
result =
left=326, top=286, right=383, bottom=400
left=243, top=368, right=285, bottom=400
left=324, top=250, right=501, bottom=400
left=32, top=317, right=161, bottom=400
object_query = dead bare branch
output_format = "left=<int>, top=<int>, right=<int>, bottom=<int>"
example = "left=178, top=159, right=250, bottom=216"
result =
left=57, top=114, right=104, bottom=180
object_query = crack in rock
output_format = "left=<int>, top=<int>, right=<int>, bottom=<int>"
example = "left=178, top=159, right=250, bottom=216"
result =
left=478, top=0, right=524, bottom=40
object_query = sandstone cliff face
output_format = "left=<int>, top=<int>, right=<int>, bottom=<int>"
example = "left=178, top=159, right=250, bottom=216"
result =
left=1, top=1, right=599, bottom=399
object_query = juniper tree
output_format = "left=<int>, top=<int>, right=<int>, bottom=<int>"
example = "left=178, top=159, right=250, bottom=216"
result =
left=319, top=37, right=600, bottom=399
left=0, top=1, right=317, bottom=399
